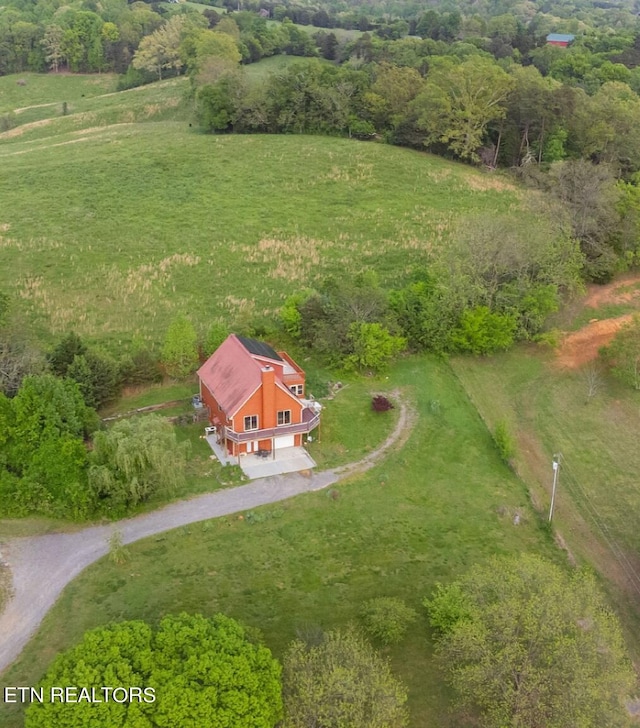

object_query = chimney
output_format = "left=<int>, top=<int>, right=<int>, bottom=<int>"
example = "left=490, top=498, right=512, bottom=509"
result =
left=261, top=366, right=276, bottom=429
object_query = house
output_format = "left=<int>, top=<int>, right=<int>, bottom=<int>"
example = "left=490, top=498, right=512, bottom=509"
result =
left=197, top=334, right=321, bottom=459
left=546, top=33, right=575, bottom=47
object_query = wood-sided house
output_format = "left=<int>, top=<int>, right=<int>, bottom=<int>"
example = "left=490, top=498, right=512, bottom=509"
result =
left=197, top=335, right=321, bottom=458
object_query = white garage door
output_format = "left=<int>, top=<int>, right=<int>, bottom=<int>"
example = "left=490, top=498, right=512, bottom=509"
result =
left=274, top=435, right=295, bottom=449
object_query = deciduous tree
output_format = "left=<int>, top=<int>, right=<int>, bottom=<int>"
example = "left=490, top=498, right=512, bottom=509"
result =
left=162, top=315, right=199, bottom=378
left=413, top=57, right=515, bottom=162
left=424, top=554, right=635, bottom=728
left=26, top=614, right=283, bottom=728
left=89, top=414, right=188, bottom=512
left=283, top=628, right=408, bottom=728
left=133, top=15, right=186, bottom=80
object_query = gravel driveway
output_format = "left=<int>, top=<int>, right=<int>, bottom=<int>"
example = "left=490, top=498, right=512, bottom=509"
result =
left=0, top=393, right=414, bottom=674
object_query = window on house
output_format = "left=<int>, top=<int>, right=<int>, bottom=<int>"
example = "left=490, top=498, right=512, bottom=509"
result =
left=277, top=410, right=291, bottom=426
left=244, top=415, right=259, bottom=431
left=289, top=385, right=304, bottom=396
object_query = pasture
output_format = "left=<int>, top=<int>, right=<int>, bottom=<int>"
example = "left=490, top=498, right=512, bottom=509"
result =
left=0, top=73, right=118, bottom=116
left=0, top=356, right=553, bottom=728
left=451, top=336, right=640, bottom=657
left=0, top=120, right=524, bottom=350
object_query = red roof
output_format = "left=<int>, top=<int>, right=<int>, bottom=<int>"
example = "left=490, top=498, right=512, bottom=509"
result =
left=197, top=334, right=281, bottom=417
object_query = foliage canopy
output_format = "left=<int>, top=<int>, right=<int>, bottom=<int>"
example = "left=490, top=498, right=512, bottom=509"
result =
left=424, top=554, right=635, bottom=728
left=25, top=613, right=283, bottom=728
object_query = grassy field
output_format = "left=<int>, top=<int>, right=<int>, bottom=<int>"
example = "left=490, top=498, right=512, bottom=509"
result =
left=266, top=19, right=362, bottom=41
left=0, top=121, right=524, bottom=351
left=451, top=347, right=640, bottom=659
left=0, top=356, right=555, bottom=728
left=0, top=73, right=118, bottom=115
left=244, top=53, right=329, bottom=81
left=0, top=76, right=190, bottom=140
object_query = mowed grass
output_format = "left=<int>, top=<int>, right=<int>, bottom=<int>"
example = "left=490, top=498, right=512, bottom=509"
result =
left=0, top=76, right=189, bottom=140
left=0, top=356, right=555, bottom=728
left=0, top=72, right=118, bottom=115
left=0, top=123, right=523, bottom=350
left=451, top=349, right=640, bottom=658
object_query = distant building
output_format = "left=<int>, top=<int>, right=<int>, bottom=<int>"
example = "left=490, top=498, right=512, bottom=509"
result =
left=258, top=8, right=270, bottom=17
left=546, top=33, right=575, bottom=47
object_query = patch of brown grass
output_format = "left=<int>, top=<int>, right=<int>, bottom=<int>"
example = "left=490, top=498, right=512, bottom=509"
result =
left=0, top=117, right=54, bottom=139
left=464, top=172, right=516, bottom=192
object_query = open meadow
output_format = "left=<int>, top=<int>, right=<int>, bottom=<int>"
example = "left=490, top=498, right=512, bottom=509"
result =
left=0, top=110, right=524, bottom=351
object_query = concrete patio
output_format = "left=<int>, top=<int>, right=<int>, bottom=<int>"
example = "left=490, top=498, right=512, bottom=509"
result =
left=205, top=436, right=316, bottom=479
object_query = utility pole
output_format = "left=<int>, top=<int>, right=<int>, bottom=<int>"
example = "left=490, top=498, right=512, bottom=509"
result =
left=548, top=454, right=561, bottom=523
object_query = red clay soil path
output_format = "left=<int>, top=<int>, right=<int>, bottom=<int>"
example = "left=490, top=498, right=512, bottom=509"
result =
left=583, top=273, right=640, bottom=309
left=556, top=315, right=634, bottom=369
left=555, top=274, right=640, bottom=369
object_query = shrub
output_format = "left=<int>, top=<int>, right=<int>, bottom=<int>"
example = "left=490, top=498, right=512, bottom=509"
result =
left=423, top=582, right=472, bottom=638
left=493, top=419, right=515, bottom=463
left=451, top=306, right=517, bottom=355
left=600, top=315, right=640, bottom=390
left=282, top=628, right=408, bottom=728
left=372, top=394, right=394, bottom=412
left=345, top=322, right=406, bottom=372
left=108, top=529, right=129, bottom=565
left=360, top=597, right=417, bottom=645
left=119, top=348, right=163, bottom=386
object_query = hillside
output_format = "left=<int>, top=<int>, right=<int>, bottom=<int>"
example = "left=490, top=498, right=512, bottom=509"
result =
left=0, top=108, right=525, bottom=349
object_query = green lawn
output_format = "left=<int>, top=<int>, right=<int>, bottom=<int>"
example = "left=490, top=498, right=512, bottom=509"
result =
left=100, top=380, right=198, bottom=417
left=451, top=348, right=640, bottom=659
left=0, top=123, right=523, bottom=351
left=0, top=356, right=555, bottom=728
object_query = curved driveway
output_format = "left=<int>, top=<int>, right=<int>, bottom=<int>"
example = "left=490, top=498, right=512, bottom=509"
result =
left=0, top=395, right=414, bottom=674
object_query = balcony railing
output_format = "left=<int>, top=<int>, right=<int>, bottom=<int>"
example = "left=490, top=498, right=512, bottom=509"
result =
left=221, top=410, right=320, bottom=443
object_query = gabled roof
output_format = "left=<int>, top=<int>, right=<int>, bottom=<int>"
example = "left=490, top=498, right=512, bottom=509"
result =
left=546, top=33, right=575, bottom=42
left=197, top=335, right=262, bottom=417
left=197, top=334, right=298, bottom=418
